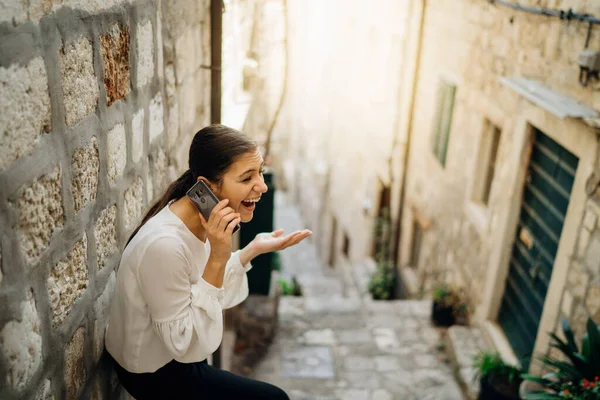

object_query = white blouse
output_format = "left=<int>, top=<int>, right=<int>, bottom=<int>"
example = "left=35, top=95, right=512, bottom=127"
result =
left=105, top=203, right=251, bottom=373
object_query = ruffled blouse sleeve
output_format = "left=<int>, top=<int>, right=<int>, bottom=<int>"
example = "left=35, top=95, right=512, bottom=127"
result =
left=137, top=236, right=224, bottom=359
left=221, top=250, right=252, bottom=309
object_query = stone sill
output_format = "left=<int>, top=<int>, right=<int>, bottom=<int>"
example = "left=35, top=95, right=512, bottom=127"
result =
left=480, top=320, right=520, bottom=367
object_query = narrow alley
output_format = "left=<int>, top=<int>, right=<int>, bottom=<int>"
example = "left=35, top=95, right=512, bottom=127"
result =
left=250, top=192, right=465, bottom=400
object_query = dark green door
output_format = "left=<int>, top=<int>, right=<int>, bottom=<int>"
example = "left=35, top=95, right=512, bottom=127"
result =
left=498, top=129, right=578, bottom=365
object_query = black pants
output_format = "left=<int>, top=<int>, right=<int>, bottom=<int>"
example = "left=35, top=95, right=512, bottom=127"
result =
left=110, top=353, right=289, bottom=400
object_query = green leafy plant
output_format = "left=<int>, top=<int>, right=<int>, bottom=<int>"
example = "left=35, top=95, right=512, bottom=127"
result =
left=522, top=317, right=600, bottom=399
left=278, top=275, right=302, bottom=296
left=368, top=260, right=396, bottom=300
left=473, top=351, right=523, bottom=385
left=368, top=207, right=396, bottom=300
left=432, top=283, right=459, bottom=308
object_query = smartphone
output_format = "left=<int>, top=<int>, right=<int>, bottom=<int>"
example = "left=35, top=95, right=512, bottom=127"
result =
left=186, top=180, right=240, bottom=233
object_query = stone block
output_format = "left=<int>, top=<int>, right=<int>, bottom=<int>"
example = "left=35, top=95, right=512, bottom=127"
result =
left=178, top=76, right=197, bottom=133
left=124, top=177, right=144, bottom=230
left=100, top=24, right=130, bottom=106
left=131, top=109, right=144, bottom=163
left=585, top=285, right=600, bottom=321
left=373, top=327, right=399, bottom=351
left=344, top=355, right=375, bottom=371
left=71, top=137, right=99, bottom=213
left=0, top=249, right=3, bottom=284
left=156, top=6, right=164, bottom=79
left=0, top=57, right=51, bottom=170
left=0, top=289, right=43, bottom=391
left=94, top=271, right=116, bottom=360
left=567, top=261, right=589, bottom=299
left=150, top=148, right=168, bottom=193
left=334, top=389, right=369, bottom=400
left=47, top=235, right=88, bottom=327
left=64, top=327, right=86, bottom=400
left=585, top=233, right=600, bottom=276
left=337, top=328, right=373, bottom=344
left=15, top=167, right=65, bottom=265
left=107, top=123, right=127, bottom=186
left=282, top=346, right=335, bottom=378
left=561, top=290, right=574, bottom=316
left=145, top=166, right=154, bottom=203
left=94, top=205, right=117, bottom=270
left=0, top=0, right=27, bottom=24
left=299, top=329, right=336, bottom=345
left=167, top=103, right=180, bottom=150
left=35, top=379, right=54, bottom=400
left=60, top=37, right=98, bottom=127
left=578, top=228, right=591, bottom=257
left=374, top=356, right=400, bottom=372
left=149, top=93, right=164, bottom=143
left=174, top=26, right=201, bottom=84
left=136, top=21, right=154, bottom=89
left=371, top=389, right=393, bottom=400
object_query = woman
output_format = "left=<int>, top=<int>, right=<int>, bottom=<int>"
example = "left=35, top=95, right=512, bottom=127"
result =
left=105, top=124, right=311, bottom=399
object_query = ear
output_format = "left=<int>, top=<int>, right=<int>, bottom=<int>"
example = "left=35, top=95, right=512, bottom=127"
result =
left=197, top=176, right=218, bottom=193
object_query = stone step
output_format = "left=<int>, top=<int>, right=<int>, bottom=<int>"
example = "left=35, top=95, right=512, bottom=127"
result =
left=444, top=325, right=489, bottom=400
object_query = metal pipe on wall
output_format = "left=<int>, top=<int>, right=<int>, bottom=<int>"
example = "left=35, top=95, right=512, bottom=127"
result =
left=210, top=0, right=223, bottom=369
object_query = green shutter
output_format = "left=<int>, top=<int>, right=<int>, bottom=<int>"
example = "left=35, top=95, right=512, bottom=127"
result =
left=431, top=80, right=456, bottom=167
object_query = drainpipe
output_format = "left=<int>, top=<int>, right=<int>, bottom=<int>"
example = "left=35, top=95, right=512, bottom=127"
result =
left=210, top=0, right=223, bottom=368
left=392, top=0, right=427, bottom=268
left=210, top=0, right=223, bottom=124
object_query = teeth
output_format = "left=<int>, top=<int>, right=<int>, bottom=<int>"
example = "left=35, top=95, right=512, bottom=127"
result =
left=244, top=198, right=260, bottom=203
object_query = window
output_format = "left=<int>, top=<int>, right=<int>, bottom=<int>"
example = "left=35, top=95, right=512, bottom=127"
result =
left=329, top=217, right=338, bottom=267
left=343, top=232, right=350, bottom=258
left=410, top=219, right=424, bottom=269
left=431, top=80, right=457, bottom=166
left=473, top=120, right=501, bottom=206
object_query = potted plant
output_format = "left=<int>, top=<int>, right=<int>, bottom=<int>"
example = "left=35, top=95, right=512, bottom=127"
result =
left=473, top=351, right=523, bottom=400
left=431, top=283, right=465, bottom=326
left=368, top=260, right=396, bottom=300
left=522, top=317, right=600, bottom=399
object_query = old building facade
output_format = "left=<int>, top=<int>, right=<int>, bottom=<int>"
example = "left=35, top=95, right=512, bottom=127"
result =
left=0, top=0, right=212, bottom=398
left=397, top=0, right=600, bottom=371
left=261, top=0, right=600, bottom=373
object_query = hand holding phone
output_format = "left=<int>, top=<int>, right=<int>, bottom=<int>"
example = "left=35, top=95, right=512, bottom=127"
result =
left=186, top=180, right=240, bottom=233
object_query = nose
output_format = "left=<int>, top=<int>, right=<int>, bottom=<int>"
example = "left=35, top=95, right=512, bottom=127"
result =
left=255, top=176, right=268, bottom=193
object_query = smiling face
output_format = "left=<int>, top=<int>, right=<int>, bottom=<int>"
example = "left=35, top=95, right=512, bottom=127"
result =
left=205, top=149, right=268, bottom=223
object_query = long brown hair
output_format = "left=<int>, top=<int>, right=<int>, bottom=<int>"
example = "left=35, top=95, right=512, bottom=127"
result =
left=127, top=124, right=257, bottom=244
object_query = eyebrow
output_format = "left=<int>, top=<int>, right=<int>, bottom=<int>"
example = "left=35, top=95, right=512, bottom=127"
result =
left=239, top=162, right=264, bottom=177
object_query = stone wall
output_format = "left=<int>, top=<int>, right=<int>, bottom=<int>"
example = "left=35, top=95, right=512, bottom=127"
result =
left=0, top=0, right=211, bottom=399
left=399, top=0, right=600, bottom=358
left=248, top=0, right=413, bottom=265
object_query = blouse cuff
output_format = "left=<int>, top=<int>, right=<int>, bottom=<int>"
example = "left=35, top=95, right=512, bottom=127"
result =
left=229, top=251, right=253, bottom=274
left=191, top=280, right=224, bottom=321
left=194, top=277, right=225, bottom=299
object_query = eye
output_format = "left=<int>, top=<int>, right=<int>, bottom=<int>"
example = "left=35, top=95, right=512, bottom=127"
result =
left=242, top=176, right=252, bottom=182
left=259, top=168, right=265, bottom=175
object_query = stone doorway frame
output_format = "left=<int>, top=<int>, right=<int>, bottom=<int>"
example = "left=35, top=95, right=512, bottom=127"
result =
left=476, top=102, right=598, bottom=373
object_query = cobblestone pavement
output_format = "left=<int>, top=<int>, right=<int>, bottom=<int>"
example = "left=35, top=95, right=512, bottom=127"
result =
left=251, top=193, right=465, bottom=400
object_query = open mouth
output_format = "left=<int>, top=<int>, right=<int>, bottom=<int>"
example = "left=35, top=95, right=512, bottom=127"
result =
left=241, top=197, right=260, bottom=210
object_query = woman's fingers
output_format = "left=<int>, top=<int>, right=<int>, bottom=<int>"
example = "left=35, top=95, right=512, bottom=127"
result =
left=282, top=230, right=312, bottom=249
left=208, top=199, right=230, bottom=225
left=216, top=210, right=239, bottom=232
left=225, top=216, right=242, bottom=234
left=278, top=231, right=306, bottom=249
left=271, top=229, right=285, bottom=237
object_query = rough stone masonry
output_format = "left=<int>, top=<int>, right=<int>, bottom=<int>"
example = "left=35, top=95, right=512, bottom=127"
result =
left=0, top=0, right=212, bottom=399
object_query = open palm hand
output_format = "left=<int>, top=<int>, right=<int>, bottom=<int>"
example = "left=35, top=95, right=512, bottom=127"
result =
left=251, top=229, right=312, bottom=256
